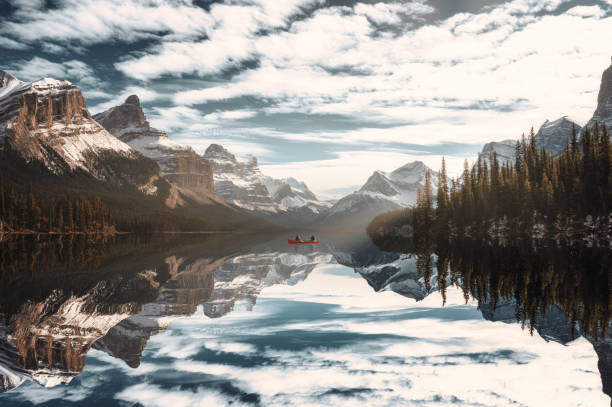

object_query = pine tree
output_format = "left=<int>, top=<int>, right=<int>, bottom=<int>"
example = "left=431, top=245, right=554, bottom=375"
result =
left=437, top=157, right=449, bottom=218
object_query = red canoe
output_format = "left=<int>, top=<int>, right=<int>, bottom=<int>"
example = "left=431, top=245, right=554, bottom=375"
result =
left=288, top=240, right=320, bottom=244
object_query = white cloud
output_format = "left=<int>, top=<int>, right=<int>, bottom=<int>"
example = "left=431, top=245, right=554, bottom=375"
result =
left=0, top=35, right=28, bottom=50
left=115, top=265, right=609, bottom=407
left=2, top=0, right=213, bottom=45
left=8, top=56, right=96, bottom=84
left=566, top=5, right=608, bottom=18
left=203, top=110, right=257, bottom=122
left=354, top=1, right=433, bottom=25
left=114, top=0, right=324, bottom=80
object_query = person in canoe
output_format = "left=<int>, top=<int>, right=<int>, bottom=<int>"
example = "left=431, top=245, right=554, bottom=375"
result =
left=310, top=235, right=316, bottom=242
left=295, top=235, right=302, bottom=241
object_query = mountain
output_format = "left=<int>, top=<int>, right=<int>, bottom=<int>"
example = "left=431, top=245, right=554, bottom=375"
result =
left=536, top=116, right=582, bottom=156
left=0, top=72, right=270, bottom=232
left=586, top=59, right=612, bottom=132
left=94, top=96, right=219, bottom=204
left=480, top=116, right=582, bottom=163
left=481, top=61, right=612, bottom=163
left=203, top=143, right=329, bottom=228
left=0, top=71, right=153, bottom=187
left=320, top=161, right=439, bottom=230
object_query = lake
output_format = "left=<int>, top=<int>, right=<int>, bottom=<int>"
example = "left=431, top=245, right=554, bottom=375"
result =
left=0, top=233, right=609, bottom=406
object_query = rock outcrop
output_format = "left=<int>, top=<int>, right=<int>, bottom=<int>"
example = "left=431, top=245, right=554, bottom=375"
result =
left=0, top=71, right=159, bottom=188
left=204, top=144, right=278, bottom=212
left=94, top=95, right=214, bottom=196
left=481, top=117, right=582, bottom=163
left=587, top=60, right=612, bottom=131
left=204, top=143, right=329, bottom=227
left=0, top=270, right=168, bottom=391
left=94, top=256, right=225, bottom=368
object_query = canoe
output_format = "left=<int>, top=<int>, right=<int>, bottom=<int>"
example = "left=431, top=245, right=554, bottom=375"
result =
left=288, top=240, right=320, bottom=244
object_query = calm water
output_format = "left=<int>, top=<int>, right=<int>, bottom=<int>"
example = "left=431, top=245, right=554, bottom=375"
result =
left=0, top=233, right=609, bottom=406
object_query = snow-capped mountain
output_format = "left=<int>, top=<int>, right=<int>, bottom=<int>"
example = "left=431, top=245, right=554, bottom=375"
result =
left=204, top=144, right=278, bottom=212
left=586, top=60, right=612, bottom=132
left=94, top=95, right=218, bottom=201
left=481, top=140, right=516, bottom=163
left=320, top=161, right=439, bottom=230
left=0, top=267, right=168, bottom=392
left=94, top=255, right=228, bottom=368
left=204, top=143, right=329, bottom=227
left=0, top=71, right=151, bottom=186
left=480, top=116, right=582, bottom=163
left=480, top=60, right=612, bottom=163
left=536, top=116, right=582, bottom=156
left=203, top=250, right=333, bottom=318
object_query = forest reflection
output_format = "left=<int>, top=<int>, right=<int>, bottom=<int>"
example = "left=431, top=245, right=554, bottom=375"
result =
left=410, top=238, right=612, bottom=340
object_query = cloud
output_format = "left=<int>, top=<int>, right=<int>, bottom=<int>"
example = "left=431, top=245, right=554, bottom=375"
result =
left=354, top=1, right=434, bottom=25
left=1, top=0, right=213, bottom=45
left=0, top=35, right=28, bottom=50
left=113, top=0, right=324, bottom=80
left=6, top=56, right=96, bottom=84
left=110, top=264, right=609, bottom=407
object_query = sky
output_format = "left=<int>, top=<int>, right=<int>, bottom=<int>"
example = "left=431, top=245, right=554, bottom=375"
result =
left=1, top=0, right=611, bottom=198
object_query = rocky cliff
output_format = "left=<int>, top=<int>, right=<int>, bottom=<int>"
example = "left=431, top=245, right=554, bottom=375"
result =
left=587, top=60, right=612, bottom=131
left=94, top=95, right=214, bottom=196
left=481, top=116, right=582, bottom=163
left=94, top=255, right=226, bottom=368
left=0, top=270, right=169, bottom=391
left=0, top=71, right=159, bottom=189
left=204, top=143, right=329, bottom=227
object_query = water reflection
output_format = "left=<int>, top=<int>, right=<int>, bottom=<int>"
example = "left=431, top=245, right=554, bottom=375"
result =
left=0, top=233, right=610, bottom=406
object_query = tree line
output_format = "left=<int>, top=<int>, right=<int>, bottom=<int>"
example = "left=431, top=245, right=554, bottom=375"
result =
left=414, top=123, right=611, bottom=243
left=0, top=178, right=115, bottom=234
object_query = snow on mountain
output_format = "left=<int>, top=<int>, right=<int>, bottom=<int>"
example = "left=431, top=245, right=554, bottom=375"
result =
left=480, top=116, right=582, bottom=163
left=536, top=116, right=582, bottom=156
left=481, top=140, right=516, bottom=163
left=0, top=70, right=137, bottom=177
left=319, top=161, right=439, bottom=230
left=263, top=176, right=330, bottom=213
left=204, top=143, right=328, bottom=226
left=204, top=144, right=279, bottom=213
left=203, top=251, right=334, bottom=318
left=352, top=253, right=445, bottom=301
left=94, top=95, right=216, bottom=198
left=330, top=161, right=438, bottom=214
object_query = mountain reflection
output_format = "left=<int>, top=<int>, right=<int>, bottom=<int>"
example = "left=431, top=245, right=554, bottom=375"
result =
left=0, top=232, right=611, bottom=405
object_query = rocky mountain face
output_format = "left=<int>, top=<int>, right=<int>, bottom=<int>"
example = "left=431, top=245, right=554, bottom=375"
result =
left=203, top=250, right=333, bottom=318
left=204, top=143, right=329, bottom=227
left=320, top=161, right=439, bottom=230
left=94, top=96, right=215, bottom=198
left=481, top=116, right=582, bottom=163
left=0, top=269, right=169, bottom=392
left=536, top=116, right=582, bottom=155
left=587, top=60, right=612, bottom=132
left=0, top=71, right=160, bottom=190
left=481, top=61, right=612, bottom=163
left=94, top=255, right=228, bottom=368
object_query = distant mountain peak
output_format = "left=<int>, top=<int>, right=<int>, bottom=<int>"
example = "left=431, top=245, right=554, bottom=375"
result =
left=95, top=96, right=214, bottom=195
left=125, top=94, right=141, bottom=106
